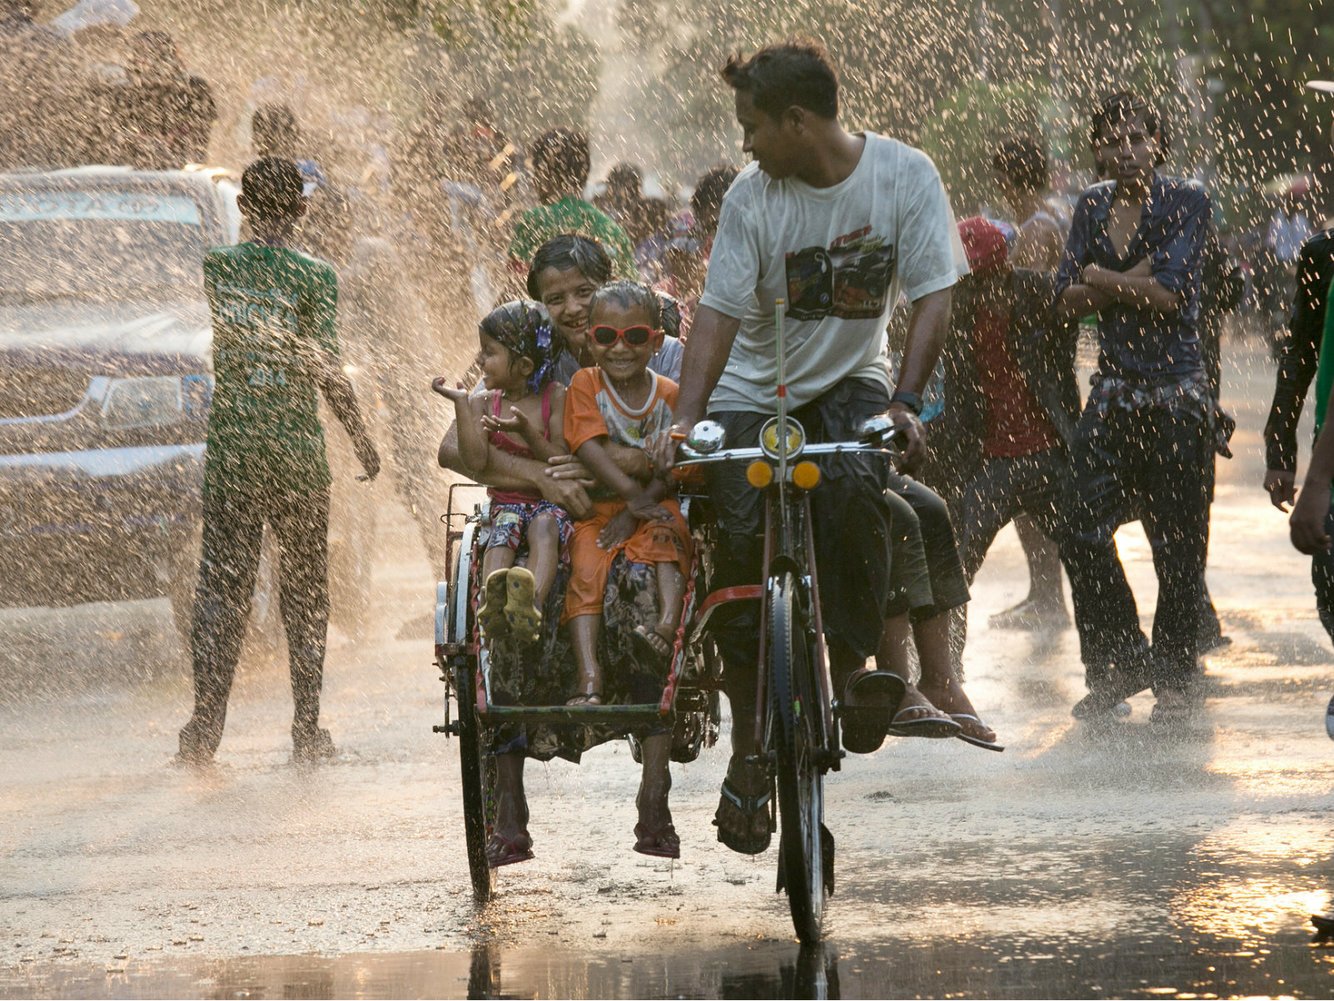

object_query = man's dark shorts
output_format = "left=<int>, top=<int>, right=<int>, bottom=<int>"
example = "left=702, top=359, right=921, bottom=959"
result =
left=703, top=378, right=968, bottom=675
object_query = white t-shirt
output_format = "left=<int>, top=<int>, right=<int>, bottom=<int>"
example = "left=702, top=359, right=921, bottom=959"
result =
left=699, top=133, right=965, bottom=412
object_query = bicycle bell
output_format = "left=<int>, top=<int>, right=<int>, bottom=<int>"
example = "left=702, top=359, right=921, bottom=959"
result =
left=686, top=420, right=726, bottom=454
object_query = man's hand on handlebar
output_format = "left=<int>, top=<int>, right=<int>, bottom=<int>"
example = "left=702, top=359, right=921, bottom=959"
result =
left=886, top=403, right=927, bottom=470
left=654, top=418, right=698, bottom=473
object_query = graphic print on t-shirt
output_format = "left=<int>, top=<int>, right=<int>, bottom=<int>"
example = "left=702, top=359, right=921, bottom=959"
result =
left=785, top=228, right=897, bottom=321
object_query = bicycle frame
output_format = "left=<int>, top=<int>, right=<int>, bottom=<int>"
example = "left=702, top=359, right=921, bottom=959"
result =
left=675, top=436, right=899, bottom=765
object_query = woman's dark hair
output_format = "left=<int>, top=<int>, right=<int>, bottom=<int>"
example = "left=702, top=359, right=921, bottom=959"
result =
left=530, top=127, right=591, bottom=189
left=721, top=41, right=839, bottom=120
left=589, top=280, right=662, bottom=329
left=479, top=299, right=565, bottom=391
left=1090, top=91, right=1168, bottom=166
left=525, top=234, right=614, bottom=299
left=991, top=136, right=1048, bottom=193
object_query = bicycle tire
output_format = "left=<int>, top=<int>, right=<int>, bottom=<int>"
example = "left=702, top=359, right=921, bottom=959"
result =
left=457, top=659, right=497, bottom=901
left=451, top=527, right=496, bottom=902
left=769, top=570, right=825, bottom=943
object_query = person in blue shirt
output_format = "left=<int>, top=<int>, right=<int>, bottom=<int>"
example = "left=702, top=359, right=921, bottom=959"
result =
left=1054, top=92, right=1213, bottom=728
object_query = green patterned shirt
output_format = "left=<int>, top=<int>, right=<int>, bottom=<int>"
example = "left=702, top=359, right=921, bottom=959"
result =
left=508, top=195, right=639, bottom=278
left=202, top=242, right=339, bottom=495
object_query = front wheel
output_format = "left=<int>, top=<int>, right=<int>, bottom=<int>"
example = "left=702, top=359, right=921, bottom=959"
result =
left=769, top=570, right=827, bottom=944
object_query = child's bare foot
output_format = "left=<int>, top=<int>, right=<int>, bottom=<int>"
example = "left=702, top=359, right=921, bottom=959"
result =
left=632, top=623, right=674, bottom=667
left=567, top=689, right=603, bottom=706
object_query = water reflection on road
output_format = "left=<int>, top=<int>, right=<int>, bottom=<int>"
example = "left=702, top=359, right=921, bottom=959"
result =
left=5, top=925, right=1334, bottom=1000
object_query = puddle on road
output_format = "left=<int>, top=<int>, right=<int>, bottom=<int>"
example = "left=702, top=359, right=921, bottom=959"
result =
left=3, top=924, right=1333, bottom=1000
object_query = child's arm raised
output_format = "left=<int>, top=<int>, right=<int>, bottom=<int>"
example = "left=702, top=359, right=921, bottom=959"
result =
left=432, top=379, right=491, bottom=472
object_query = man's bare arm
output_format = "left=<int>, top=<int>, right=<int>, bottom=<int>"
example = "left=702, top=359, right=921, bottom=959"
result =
left=894, top=286, right=953, bottom=397
left=672, top=304, right=744, bottom=431
left=888, top=286, right=953, bottom=467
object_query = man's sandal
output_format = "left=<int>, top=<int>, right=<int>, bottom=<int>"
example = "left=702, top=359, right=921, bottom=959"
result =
left=632, top=624, right=673, bottom=669
left=485, top=830, right=533, bottom=868
left=950, top=713, right=1004, bottom=752
left=839, top=669, right=907, bottom=754
left=713, top=774, right=773, bottom=855
left=633, top=821, right=681, bottom=859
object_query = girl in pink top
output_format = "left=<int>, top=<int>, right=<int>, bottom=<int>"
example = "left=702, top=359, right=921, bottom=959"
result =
left=434, top=300, right=572, bottom=645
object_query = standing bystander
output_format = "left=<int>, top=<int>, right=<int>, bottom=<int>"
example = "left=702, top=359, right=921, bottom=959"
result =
left=986, top=134, right=1072, bottom=632
left=1054, top=92, right=1213, bottom=727
left=177, top=158, right=380, bottom=766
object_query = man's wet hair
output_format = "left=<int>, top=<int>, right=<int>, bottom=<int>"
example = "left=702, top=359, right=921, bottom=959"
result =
left=589, top=280, right=662, bottom=329
left=241, top=157, right=305, bottom=218
left=530, top=128, right=591, bottom=189
left=721, top=41, right=839, bottom=121
left=1090, top=91, right=1168, bottom=166
left=691, top=164, right=739, bottom=221
left=526, top=234, right=613, bottom=298
left=991, top=136, right=1049, bottom=193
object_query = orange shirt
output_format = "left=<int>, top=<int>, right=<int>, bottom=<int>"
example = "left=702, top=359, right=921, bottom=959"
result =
left=564, top=367, right=679, bottom=457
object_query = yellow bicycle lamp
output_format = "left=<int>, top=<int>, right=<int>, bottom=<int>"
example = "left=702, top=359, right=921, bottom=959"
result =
left=791, top=461, right=821, bottom=490
left=746, top=460, right=774, bottom=489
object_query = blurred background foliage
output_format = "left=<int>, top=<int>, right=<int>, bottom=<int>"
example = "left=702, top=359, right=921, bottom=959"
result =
left=145, top=0, right=1332, bottom=228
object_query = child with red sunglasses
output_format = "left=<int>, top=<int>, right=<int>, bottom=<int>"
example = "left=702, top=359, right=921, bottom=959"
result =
left=562, top=281, right=694, bottom=710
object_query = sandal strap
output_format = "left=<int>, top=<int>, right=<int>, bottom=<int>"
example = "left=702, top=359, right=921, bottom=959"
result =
left=719, top=775, right=772, bottom=814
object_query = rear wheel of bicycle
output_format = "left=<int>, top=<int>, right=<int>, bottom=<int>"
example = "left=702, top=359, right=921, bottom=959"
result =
left=452, top=527, right=496, bottom=903
left=769, top=570, right=826, bottom=944
left=456, top=658, right=496, bottom=902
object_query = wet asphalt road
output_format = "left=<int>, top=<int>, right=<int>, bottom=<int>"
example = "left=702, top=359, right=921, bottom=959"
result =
left=1, top=337, right=1333, bottom=999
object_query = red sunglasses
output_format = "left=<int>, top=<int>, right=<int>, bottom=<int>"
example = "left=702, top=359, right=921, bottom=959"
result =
left=590, top=323, right=657, bottom=347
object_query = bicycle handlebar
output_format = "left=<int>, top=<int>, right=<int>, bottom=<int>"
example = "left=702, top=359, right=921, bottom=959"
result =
left=675, top=437, right=900, bottom=469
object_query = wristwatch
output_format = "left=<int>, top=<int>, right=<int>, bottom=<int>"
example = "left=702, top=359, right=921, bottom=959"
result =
left=889, top=390, right=923, bottom=416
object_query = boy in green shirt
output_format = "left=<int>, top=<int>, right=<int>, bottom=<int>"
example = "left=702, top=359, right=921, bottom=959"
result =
left=507, top=127, right=638, bottom=280
left=178, top=157, right=380, bottom=766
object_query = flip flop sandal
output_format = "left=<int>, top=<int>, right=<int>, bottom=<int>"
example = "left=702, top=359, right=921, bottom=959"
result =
left=631, top=624, right=672, bottom=670
left=503, top=566, right=542, bottom=642
left=950, top=713, right=1005, bottom=752
left=485, top=831, right=534, bottom=869
left=886, top=704, right=963, bottom=739
left=633, top=821, right=681, bottom=859
left=839, top=670, right=907, bottom=754
left=477, top=569, right=510, bottom=640
left=713, top=774, right=773, bottom=855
